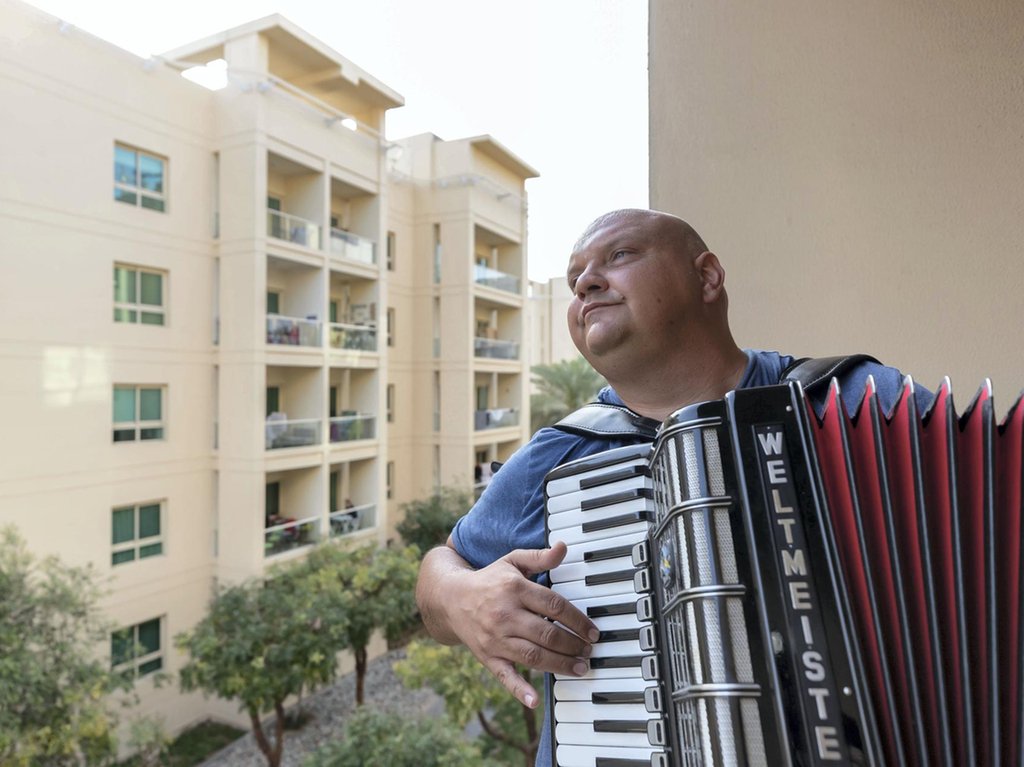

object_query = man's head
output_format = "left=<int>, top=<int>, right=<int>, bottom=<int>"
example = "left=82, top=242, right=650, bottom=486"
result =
left=565, top=209, right=733, bottom=382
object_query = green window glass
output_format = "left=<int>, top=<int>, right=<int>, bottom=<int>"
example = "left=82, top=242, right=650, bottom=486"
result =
left=114, top=267, right=136, bottom=303
left=112, top=507, right=135, bottom=544
left=137, top=618, right=160, bottom=655
left=139, top=388, right=161, bottom=421
left=265, top=482, right=280, bottom=524
left=266, top=387, right=279, bottom=417
left=139, top=504, right=160, bottom=538
left=267, top=292, right=280, bottom=314
left=329, top=300, right=338, bottom=324
left=330, top=470, right=338, bottom=512
left=113, top=387, right=136, bottom=423
left=111, top=628, right=133, bottom=667
left=114, top=265, right=164, bottom=325
left=111, top=502, right=164, bottom=565
left=140, top=272, right=162, bottom=305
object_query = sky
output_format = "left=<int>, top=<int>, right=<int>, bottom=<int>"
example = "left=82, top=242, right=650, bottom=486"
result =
left=23, top=0, right=649, bottom=283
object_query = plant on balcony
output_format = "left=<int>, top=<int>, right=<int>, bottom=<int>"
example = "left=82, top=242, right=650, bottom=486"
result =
left=395, top=487, right=473, bottom=556
left=176, top=571, right=351, bottom=767
left=395, top=639, right=542, bottom=767
left=530, top=356, right=607, bottom=432
left=0, top=526, right=131, bottom=767
left=298, top=544, right=419, bottom=705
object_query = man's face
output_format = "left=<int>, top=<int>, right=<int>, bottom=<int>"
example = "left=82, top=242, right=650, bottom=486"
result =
left=565, top=212, right=704, bottom=370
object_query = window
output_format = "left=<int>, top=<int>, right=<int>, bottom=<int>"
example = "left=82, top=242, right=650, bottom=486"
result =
left=265, top=482, right=280, bottom=526
left=267, top=291, right=280, bottom=314
left=386, top=461, right=394, bottom=499
left=266, top=386, right=280, bottom=417
left=113, top=385, right=165, bottom=442
left=112, top=502, right=164, bottom=565
left=330, top=469, right=339, bottom=511
left=387, top=307, right=395, bottom=347
left=114, top=264, right=166, bottom=325
left=111, top=617, right=162, bottom=678
left=386, top=384, right=395, bottom=423
left=386, top=231, right=396, bottom=271
left=114, top=144, right=166, bottom=212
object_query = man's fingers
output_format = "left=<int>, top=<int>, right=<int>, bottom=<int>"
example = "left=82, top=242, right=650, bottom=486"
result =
left=485, top=657, right=543, bottom=708
left=517, top=578, right=600, bottom=644
left=504, top=542, right=568, bottom=577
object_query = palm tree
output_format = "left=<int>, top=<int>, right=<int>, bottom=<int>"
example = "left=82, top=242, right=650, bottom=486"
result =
left=530, top=356, right=607, bottom=432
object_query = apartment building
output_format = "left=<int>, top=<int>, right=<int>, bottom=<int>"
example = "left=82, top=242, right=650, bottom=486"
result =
left=0, top=0, right=534, bottom=733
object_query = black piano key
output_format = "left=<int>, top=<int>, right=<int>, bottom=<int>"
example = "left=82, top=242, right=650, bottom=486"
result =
left=592, top=690, right=646, bottom=704
left=590, top=655, right=645, bottom=670
left=582, top=510, right=652, bottom=534
left=581, top=487, right=653, bottom=511
left=585, top=568, right=638, bottom=586
left=598, top=628, right=641, bottom=643
left=593, top=720, right=650, bottom=734
left=580, top=464, right=650, bottom=490
left=587, top=601, right=635, bottom=617
left=584, top=543, right=636, bottom=562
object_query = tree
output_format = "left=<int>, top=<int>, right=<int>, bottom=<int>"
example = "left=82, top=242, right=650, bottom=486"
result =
left=530, top=356, right=607, bottom=432
left=300, top=544, right=420, bottom=705
left=395, top=487, right=473, bottom=555
left=396, top=639, right=541, bottom=767
left=301, top=707, right=480, bottom=767
left=0, top=526, right=129, bottom=766
left=176, top=567, right=351, bottom=767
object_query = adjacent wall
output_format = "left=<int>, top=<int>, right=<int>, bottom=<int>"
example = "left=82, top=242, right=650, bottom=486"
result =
left=649, top=0, right=1024, bottom=407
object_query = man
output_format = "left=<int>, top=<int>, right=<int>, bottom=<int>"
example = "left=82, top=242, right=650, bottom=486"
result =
left=416, top=209, right=918, bottom=766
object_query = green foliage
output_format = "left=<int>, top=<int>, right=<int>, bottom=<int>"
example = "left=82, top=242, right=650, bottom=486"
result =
left=0, top=525, right=129, bottom=766
left=396, top=640, right=541, bottom=766
left=530, top=356, right=607, bottom=432
left=302, top=707, right=480, bottom=767
left=396, top=487, right=473, bottom=555
left=123, top=717, right=170, bottom=767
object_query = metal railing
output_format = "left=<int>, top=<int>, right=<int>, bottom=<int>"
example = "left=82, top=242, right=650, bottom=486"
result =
left=473, top=337, right=519, bottom=360
left=328, top=322, right=377, bottom=352
left=264, top=514, right=321, bottom=556
left=434, top=173, right=525, bottom=210
left=329, top=229, right=376, bottom=265
left=265, top=417, right=322, bottom=450
left=328, top=503, right=376, bottom=537
left=329, top=414, right=377, bottom=443
left=267, top=208, right=320, bottom=249
left=474, top=407, right=519, bottom=431
left=473, top=264, right=520, bottom=294
left=267, top=315, right=322, bottom=347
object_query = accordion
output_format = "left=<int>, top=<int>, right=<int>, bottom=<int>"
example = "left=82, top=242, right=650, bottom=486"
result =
left=543, top=378, right=1024, bottom=767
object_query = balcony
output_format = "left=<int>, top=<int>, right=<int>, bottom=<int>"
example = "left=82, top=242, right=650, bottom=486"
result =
left=474, top=337, right=519, bottom=360
left=474, top=264, right=519, bottom=295
left=265, top=417, right=322, bottom=450
left=268, top=208, right=320, bottom=249
left=330, top=229, right=376, bottom=265
left=328, top=502, right=377, bottom=537
left=474, top=407, right=519, bottom=431
left=329, top=413, right=377, bottom=443
left=329, top=322, right=377, bottom=352
left=267, top=315, right=322, bottom=347
left=264, top=514, right=321, bottom=557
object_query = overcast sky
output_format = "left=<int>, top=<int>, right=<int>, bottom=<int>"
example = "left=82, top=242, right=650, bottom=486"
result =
left=22, top=0, right=649, bottom=283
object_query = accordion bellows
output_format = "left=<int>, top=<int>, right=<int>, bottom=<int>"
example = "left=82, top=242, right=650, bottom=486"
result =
left=543, top=377, right=1024, bottom=767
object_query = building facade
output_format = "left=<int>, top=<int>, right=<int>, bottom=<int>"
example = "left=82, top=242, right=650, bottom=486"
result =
left=0, top=0, right=534, bottom=734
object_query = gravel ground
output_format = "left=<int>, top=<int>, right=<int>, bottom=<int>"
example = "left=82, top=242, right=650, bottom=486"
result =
left=196, top=648, right=446, bottom=767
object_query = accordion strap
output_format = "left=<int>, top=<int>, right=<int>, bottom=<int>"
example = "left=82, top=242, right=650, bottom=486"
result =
left=553, top=353, right=879, bottom=440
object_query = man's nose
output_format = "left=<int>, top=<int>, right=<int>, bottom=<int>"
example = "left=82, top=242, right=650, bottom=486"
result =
left=574, top=265, right=607, bottom=299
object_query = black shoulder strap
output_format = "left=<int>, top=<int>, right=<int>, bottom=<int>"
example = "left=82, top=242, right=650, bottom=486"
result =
left=780, top=354, right=880, bottom=393
left=554, top=402, right=660, bottom=440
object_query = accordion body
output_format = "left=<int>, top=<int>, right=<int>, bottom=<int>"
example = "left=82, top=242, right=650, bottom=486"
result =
left=543, top=378, right=1024, bottom=767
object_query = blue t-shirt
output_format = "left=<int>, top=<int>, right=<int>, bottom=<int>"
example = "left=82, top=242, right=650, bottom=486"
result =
left=449, top=349, right=922, bottom=767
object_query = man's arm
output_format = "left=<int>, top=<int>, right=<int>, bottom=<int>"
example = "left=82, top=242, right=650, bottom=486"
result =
left=416, top=537, right=600, bottom=708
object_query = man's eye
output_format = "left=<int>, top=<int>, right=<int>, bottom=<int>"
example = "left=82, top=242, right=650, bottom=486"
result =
left=611, top=250, right=628, bottom=260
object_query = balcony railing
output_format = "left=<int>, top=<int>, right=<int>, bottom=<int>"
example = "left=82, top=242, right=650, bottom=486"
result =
left=267, top=208, right=320, bottom=249
left=264, top=514, right=321, bottom=556
left=474, top=407, right=519, bottom=431
left=474, top=337, right=519, bottom=360
left=329, top=322, right=377, bottom=352
left=474, top=264, right=519, bottom=294
left=329, top=414, right=377, bottom=443
left=328, top=503, right=376, bottom=537
left=267, top=315, right=322, bottom=347
left=329, top=229, right=377, bottom=265
left=265, top=417, right=322, bottom=450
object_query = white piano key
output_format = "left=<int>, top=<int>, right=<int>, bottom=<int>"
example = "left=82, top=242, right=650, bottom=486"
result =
left=553, top=676, right=650, bottom=700
left=555, top=744, right=660, bottom=767
left=553, top=519, right=650, bottom=546
left=546, top=476, right=653, bottom=513
left=545, top=455, right=649, bottom=498
left=550, top=554, right=636, bottom=583
left=546, top=496, right=654, bottom=532
left=591, top=611, right=645, bottom=632
left=560, top=531, right=647, bottom=564
left=555, top=663, right=649, bottom=681
left=553, top=575, right=639, bottom=601
left=555, top=700, right=655, bottom=722
left=554, top=723, right=653, bottom=749
left=590, top=638, right=644, bottom=658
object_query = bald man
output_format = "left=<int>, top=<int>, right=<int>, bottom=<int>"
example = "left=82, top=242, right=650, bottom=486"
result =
left=415, top=209, right=917, bottom=766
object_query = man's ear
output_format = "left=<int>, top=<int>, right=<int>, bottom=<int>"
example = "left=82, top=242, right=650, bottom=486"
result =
left=694, top=251, right=726, bottom=302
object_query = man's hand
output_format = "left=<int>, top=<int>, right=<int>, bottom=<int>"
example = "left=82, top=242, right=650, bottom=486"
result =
left=417, top=540, right=599, bottom=709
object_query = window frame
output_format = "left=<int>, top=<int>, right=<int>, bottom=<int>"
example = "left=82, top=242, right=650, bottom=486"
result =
left=111, top=617, right=163, bottom=679
left=111, top=500, right=165, bottom=566
left=114, top=144, right=167, bottom=212
left=113, top=385, right=166, bottom=443
left=386, top=230, right=396, bottom=271
left=113, top=263, right=167, bottom=326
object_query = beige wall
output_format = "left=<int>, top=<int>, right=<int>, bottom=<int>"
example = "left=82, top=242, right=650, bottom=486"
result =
left=650, top=0, right=1024, bottom=407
